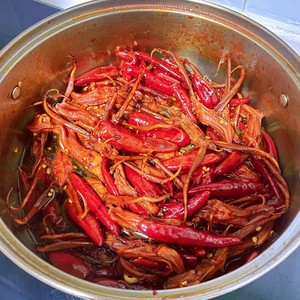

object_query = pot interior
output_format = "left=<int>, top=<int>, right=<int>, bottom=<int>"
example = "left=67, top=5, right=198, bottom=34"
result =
left=0, top=0, right=300, bottom=298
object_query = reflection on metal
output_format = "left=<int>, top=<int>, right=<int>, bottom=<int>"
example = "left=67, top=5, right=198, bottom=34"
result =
left=36, top=0, right=91, bottom=9
left=11, top=82, right=22, bottom=100
left=279, top=93, right=289, bottom=107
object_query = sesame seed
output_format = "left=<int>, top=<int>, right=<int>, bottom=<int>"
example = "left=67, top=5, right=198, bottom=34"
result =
left=46, top=168, right=51, bottom=174
left=181, top=281, right=188, bottom=287
left=42, top=164, right=47, bottom=169
left=124, top=273, right=139, bottom=284
left=252, top=236, right=258, bottom=244
left=13, top=147, right=19, bottom=153
left=256, top=226, right=262, bottom=232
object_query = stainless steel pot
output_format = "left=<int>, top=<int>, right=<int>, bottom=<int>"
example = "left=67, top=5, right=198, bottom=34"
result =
left=1, top=1, right=300, bottom=299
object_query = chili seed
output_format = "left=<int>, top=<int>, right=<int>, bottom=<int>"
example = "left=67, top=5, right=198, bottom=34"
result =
left=180, top=281, right=188, bottom=287
left=13, top=147, right=19, bottom=153
left=124, top=273, right=139, bottom=284
left=252, top=236, right=258, bottom=244
left=256, top=226, right=262, bottom=232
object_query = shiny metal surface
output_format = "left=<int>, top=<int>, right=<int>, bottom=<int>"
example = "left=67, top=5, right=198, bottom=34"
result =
left=0, top=1, right=300, bottom=299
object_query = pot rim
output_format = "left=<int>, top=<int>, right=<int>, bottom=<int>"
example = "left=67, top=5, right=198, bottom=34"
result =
left=1, top=1, right=300, bottom=299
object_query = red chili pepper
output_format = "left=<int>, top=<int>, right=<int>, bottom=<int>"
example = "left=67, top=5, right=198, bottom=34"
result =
left=191, top=74, right=220, bottom=109
left=101, top=158, right=147, bottom=214
left=193, top=247, right=206, bottom=257
left=119, top=60, right=133, bottom=81
left=137, top=128, right=189, bottom=148
left=124, top=64, right=173, bottom=96
left=135, top=51, right=184, bottom=82
left=48, top=251, right=93, bottom=279
left=162, top=149, right=197, bottom=171
left=154, top=70, right=183, bottom=86
left=97, top=120, right=178, bottom=153
left=180, top=253, right=198, bottom=268
left=171, top=83, right=198, bottom=123
left=229, top=97, right=251, bottom=106
left=90, top=278, right=127, bottom=288
left=69, top=172, right=120, bottom=235
left=238, top=121, right=246, bottom=132
left=162, top=149, right=226, bottom=171
left=116, top=49, right=139, bottom=65
left=136, top=82, right=170, bottom=99
left=214, top=151, right=248, bottom=176
left=127, top=203, right=148, bottom=215
left=251, top=157, right=282, bottom=203
left=101, top=157, right=120, bottom=195
left=175, top=181, right=264, bottom=199
left=124, top=165, right=161, bottom=197
left=206, top=127, right=222, bottom=141
left=130, top=258, right=166, bottom=271
left=94, top=266, right=119, bottom=279
left=75, top=66, right=119, bottom=87
left=229, top=164, right=261, bottom=183
left=192, top=164, right=216, bottom=186
left=128, top=112, right=190, bottom=147
left=124, top=65, right=197, bottom=123
left=43, top=200, right=71, bottom=232
left=128, top=111, right=163, bottom=126
left=165, top=181, right=174, bottom=196
left=161, top=191, right=210, bottom=219
left=66, top=200, right=104, bottom=246
left=261, top=130, right=278, bottom=161
left=147, top=126, right=189, bottom=147
left=244, top=250, right=259, bottom=263
left=162, top=57, right=178, bottom=68
left=138, top=220, right=241, bottom=248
